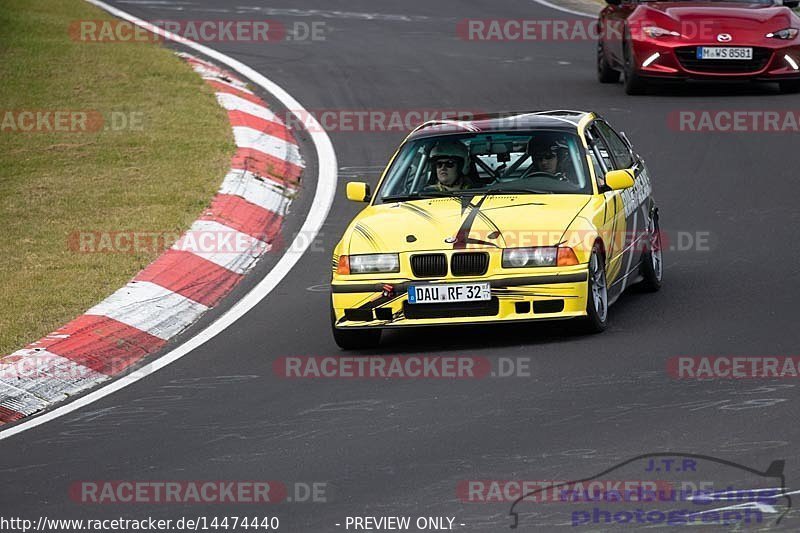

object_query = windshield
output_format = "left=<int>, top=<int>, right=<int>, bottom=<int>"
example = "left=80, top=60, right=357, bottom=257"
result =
left=375, top=131, right=592, bottom=203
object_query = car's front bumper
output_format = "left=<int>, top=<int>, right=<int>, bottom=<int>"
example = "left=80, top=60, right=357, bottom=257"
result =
left=331, top=266, right=589, bottom=329
left=632, top=40, right=800, bottom=81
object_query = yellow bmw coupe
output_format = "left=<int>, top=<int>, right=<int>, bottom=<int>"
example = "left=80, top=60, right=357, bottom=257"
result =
left=331, top=111, right=662, bottom=349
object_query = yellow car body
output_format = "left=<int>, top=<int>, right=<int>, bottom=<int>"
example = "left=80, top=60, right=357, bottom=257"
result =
left=330, top=111, right=662, bottom=347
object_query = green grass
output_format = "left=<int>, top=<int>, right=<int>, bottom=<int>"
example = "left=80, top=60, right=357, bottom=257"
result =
left=0, top=0, right=234, bottom=355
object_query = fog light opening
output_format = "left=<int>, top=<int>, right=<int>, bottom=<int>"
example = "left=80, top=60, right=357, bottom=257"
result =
left=784, top=54, right=799, bottom=71
left=374, top=308, right=393, bottom=321
left=642, top=53, right=661, bottom=68
left=533, top=300, right=565, bottom=314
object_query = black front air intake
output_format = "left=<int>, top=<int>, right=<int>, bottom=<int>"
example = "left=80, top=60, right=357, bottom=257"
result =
left=344, top=309, right=374, bottom=322
left=403, top=298, right=499, bottom=319
left=674, top=47, right=771, bottom=74
left=533, top=300, right=565, bottom=314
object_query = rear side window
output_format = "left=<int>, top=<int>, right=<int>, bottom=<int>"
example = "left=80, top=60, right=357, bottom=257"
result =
left=587, top=150, right=606, bottom=189
left=595, top=121, right=634, bottom=169
left=587, top=126, right=614, bottom=170
left=586, top=126, right=613, bottom=189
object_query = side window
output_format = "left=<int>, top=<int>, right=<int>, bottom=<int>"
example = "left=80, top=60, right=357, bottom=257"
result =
left=384, top=144, right=427, bottom=196
left=586, top=126, right=612, bottom=189
left=588, top=150, right=605, bottom=188
left=595, top=121, right=634, bottom=170
left=587, top=126, right=614, bottom=170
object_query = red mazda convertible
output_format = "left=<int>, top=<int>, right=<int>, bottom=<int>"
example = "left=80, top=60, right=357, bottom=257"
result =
left=597, top=0, right=800, bottom=93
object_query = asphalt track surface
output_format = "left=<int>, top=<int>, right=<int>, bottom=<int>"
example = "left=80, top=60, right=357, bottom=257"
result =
left=2, top=0, right=800, bottom=531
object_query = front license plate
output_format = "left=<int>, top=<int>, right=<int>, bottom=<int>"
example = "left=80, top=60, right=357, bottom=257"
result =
left=407, top=283, right=491, bottom=304
left=697, top=47, right=753, bottom=60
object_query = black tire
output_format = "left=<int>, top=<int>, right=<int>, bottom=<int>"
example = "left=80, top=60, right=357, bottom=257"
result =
left=597, top=39, right=620, bottom=83
left=331, top=306, right=381, bottom=350
left=639, top=215, right=663, bottom=292
left=623, top=40, right=647, bottom=95
left=580, top=244, right=609, bottom=333
left=779, top=80, right=800, bottom=94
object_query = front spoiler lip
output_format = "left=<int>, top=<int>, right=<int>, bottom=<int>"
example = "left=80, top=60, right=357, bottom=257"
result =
left=331, top=272, right=588, bottom=293
left=334, top=313, right=584, bottom=330
left=638, top=72, right=800, bottom=81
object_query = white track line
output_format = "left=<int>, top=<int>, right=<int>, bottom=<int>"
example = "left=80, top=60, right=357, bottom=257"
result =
left=530, top=0, right=596, bottom=19
left=0, top=0, right=337, bottom=441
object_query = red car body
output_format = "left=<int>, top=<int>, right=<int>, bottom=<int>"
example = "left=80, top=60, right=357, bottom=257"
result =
left=597, top=0, right=800, bottom=93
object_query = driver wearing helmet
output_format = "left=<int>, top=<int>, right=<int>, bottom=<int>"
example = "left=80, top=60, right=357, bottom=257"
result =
left=529, top=137, right=572, bottom=182
left=427, top=141, right=473, bottom=192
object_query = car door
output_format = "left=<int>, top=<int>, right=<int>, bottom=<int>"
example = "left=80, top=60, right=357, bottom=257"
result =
left=594, top=120, right=652, bottom=295
left=585, top=124, right=626, bottom=289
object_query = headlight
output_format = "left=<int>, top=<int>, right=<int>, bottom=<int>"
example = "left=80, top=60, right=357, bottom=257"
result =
left=503, top=247, right=558, bottom=268
left=641, top=26, right=681, bottom=38
left=766, top=28, right=799, bottom=40
left=347, top=254, right=400, bottom=274
left=502, top=247, right=580, bottom=268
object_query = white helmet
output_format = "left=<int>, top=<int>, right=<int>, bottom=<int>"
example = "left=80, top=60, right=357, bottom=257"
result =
left=430, top=140, right=470, bottom=175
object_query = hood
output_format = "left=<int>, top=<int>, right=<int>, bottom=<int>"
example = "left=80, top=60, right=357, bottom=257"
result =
left=343, top=194, right=591, bottom=254
left=635, top=3, right=796, bottom=40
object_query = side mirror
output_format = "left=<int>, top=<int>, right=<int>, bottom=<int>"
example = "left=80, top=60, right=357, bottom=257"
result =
left=605, top=169, right=635, bottom=191
left=346, top=181, right=371, bottom=202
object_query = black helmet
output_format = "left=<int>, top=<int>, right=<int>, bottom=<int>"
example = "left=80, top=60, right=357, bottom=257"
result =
left=528, top=136, right=568, bottom=158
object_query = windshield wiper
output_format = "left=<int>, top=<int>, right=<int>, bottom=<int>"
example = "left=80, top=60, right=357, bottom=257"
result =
left=482, top=187, right=555, bottom=195
left=380, top=192, right=452, bottom=202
